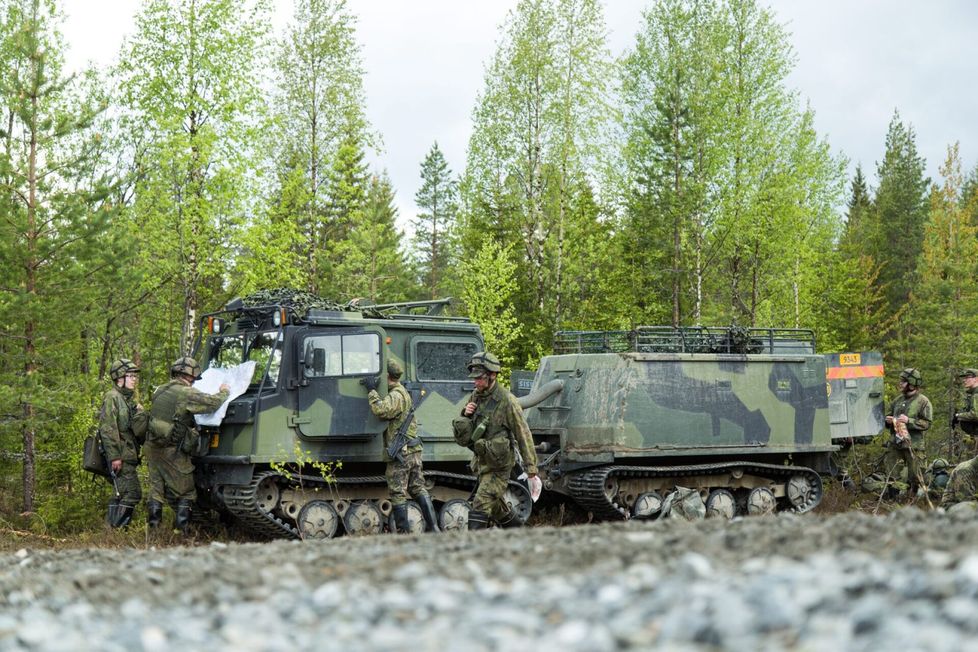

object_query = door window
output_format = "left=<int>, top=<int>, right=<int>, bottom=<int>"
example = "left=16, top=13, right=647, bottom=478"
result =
left=303, top=333, right=380, bottom=378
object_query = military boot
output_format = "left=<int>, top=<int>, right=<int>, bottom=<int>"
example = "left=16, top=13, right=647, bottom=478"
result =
left=467, top=509, right=489, bottom=530
left=147, top=500, right=163, bottom=528
left=497, top=507, right=523, bottom=529
left=109, top=502, right=134, bottom=529
left=391, top=504, right=411, bottom=533
left=174, top=499, right=192, bottom=534
left=106, top=498, right=120, bottom=527
left=416, top=494, right=441, bottom=533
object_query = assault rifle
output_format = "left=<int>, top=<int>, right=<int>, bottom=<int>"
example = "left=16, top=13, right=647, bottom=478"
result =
left=386, top=404, right=419, bottom=463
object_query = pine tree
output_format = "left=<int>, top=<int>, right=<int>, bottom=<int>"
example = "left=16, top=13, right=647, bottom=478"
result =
left=412, top=142, right=459, bottom=299
left=0, top=0, right=117, bottom=513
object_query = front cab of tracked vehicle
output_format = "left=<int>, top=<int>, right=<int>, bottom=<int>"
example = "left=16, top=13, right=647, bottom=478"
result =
left=188, top=294, right=516, bottom=538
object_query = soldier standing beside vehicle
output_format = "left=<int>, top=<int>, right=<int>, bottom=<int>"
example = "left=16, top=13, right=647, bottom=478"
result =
left=365, top=359, right=439, bottom=533
left=453, top=352, right=542, bottom=530
left=98, top=358, right=147, bottom=528
left=145, top=357, right=229, bottom=533
left=883, top=368, right=932, bottom=500
left=940, top=369, right=978, bottom=508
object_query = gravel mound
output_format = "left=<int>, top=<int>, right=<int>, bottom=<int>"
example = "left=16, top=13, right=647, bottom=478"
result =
left=3, top=509, right=978, bottom=651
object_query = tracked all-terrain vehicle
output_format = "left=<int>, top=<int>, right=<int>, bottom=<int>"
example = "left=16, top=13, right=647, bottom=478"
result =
left=524, top=327, right=884, bottom=520
left=191, top=290, right=534, bottom=539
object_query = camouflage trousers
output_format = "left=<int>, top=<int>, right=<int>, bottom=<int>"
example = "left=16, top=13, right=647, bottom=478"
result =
left=882, top=442, right=923, bottom=492
left=472, top=469, right=511, bottom=523
left=144, top=444, right=196, bottom=505
left=941, top=456, right=978, bottom=507
left=386, top=450, right=428, bottom=506
left=105, top=461, right=142, bottom=507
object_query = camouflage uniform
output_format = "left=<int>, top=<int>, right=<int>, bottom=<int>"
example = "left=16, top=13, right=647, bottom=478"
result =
left=145, top=374, right=228, bottom=529
left=98, top=384, right=144, bottom=525
left=369, top=383, right=425, bottom=505
left=941, top=457, right=978, bottom=507
left=453, top=381, right=538, bottom=526
left=883, top=388, right=931, bottom=495
left=367, top=359, right=439, bottom=532
left=954, top=379, right=978, bottom=436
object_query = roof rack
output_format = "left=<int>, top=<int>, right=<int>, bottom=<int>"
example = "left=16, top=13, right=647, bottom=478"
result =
left=554, top=326, right=816, bottom=355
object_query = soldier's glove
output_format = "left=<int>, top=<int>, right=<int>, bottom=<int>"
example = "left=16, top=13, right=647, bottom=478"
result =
left=528, top=475, right=543, bottom=503
left=361, top=375, right=380, bottom=392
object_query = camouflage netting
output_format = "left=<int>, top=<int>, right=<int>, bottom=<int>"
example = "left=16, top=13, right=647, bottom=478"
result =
left=241, top=289, right=389, bottom=320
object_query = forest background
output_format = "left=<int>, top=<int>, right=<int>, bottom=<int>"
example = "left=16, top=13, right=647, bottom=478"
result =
left=2, top=0, right=977, bottom=533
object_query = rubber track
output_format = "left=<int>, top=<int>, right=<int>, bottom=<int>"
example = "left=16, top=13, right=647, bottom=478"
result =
left=567, top=461, right=823, bottom=521
left=219, top=469, right=523, bottom=540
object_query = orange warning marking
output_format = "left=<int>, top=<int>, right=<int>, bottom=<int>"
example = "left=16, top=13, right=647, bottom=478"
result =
left=826, top=365, right=884, bottom=380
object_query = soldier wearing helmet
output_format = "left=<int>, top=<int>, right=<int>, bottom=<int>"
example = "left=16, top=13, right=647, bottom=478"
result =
left=953, top=368, right=978, bottom=435
left=144, top=356, right=230, bottom=533
left=97, top=358, right=146, bottom=528
left=364, top=358, right=440, bottom=533
left=883, top=367, right=932, bottom=499
left=452, top=351, right=540, bottom=530
left=940, top=369, right=978, bottom=508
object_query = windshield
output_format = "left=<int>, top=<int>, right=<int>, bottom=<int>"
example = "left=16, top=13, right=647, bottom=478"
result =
left=205, top=330, right=283, bottom=386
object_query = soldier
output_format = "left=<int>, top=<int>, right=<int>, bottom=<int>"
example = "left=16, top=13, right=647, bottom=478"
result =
left=365, top=359, right=439, bottom=533
left=145, top=357, right=229, bottom=533
left=953, top=368, right=978, bottom=434
left=941, top=369, right=978, bottom=508
left=98, top=358, right=147, bottom=528
left=452, top=352, right=542, bottom=530
left=883, top=368, right=932, bottom=499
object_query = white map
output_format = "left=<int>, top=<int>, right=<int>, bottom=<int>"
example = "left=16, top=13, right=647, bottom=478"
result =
left=193, top=361, right=257, bottom=426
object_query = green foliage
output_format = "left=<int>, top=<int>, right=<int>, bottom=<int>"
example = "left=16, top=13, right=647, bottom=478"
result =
left=330, top=173, right=416, bottom=302
left=907, top=144, right=978, bottom=459
left=269, top=441, right=341, bottom=486
left=461, top=0, right=615, bottom=356
left=459, top=239, right=524, bottom=370
left=618, top=0, right=845, bottom=329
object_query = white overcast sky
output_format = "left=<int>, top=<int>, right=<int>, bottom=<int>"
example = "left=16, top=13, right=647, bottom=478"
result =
left=58, top=0, right=978, bottom=228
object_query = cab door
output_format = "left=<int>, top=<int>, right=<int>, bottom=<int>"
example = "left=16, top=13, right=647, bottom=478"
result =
left=295, top=326, right=386, bottom=440
left=824, top=351, right=885, bottom=442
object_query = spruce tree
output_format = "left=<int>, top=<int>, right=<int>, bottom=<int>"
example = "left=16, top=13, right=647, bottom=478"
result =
left=870, top=110, right=931, bottom=324
left=412, top=142, right=459, bottom=299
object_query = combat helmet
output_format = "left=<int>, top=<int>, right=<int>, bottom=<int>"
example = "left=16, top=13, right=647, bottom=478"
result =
left=109, top=358, right=140, bottom=381
left=467, top=351, right=501, bottom=377
left=899, top=368, right=922, bottom=388
left=170, top=356, right=202, bottom=380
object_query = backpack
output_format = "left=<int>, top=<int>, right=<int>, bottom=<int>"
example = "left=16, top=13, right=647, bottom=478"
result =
left=82, top=433, right=111, bottom=478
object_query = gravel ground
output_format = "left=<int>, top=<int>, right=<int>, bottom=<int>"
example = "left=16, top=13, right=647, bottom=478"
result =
left=3, top=508, right=978, bottom=651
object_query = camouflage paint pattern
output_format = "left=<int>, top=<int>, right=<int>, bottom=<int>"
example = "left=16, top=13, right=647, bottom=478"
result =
left=525, top=351, right=836, bottom=462
left=196, top=303, right=482, bottom=470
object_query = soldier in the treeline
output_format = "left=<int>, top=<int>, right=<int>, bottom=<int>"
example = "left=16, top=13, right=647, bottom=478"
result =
left=452, top=352, right=541, bottom=530
left=98, top=358, right=147, bottom=528
left=145, top=357, right=229, bottom=533
left=941, top=369, right=978, bottom=508
left=883, top=368, right=932, bottom=500
left=365, top=359, right=439, bottom=533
